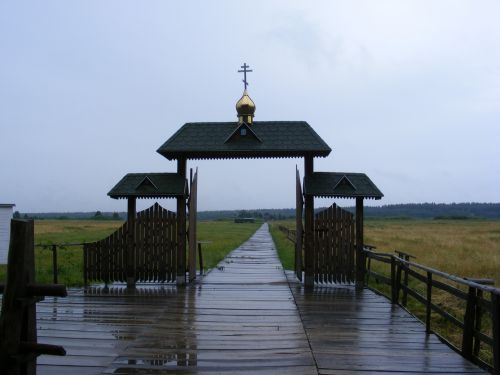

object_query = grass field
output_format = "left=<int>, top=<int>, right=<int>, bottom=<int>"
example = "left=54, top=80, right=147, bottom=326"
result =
left=0, top=219, right=260, bottom=286
left=271, top=219, right=500, bottom=283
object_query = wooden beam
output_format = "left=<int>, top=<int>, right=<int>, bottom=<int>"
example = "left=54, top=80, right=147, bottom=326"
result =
left=177, top=157, right=187, bottom=286
left=355, top=197, right=364, bottom=288
left=126, top=197, right=136, bottom=288
left=304, top=156, right=314, bottom=288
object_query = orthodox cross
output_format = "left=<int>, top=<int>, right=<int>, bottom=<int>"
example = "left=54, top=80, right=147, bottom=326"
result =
left=238, top=63, right=253, bottom=90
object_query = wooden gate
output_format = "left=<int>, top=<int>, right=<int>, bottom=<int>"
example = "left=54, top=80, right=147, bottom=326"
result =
left=84, top=203, right=177, bottom=284
left=314, top=203, right=355, bottom=284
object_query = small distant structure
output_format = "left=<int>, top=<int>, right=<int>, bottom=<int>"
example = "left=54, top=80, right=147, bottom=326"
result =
left=0, top=203, right=15, bottom=264
left=234, top=218, right=255, bottom=223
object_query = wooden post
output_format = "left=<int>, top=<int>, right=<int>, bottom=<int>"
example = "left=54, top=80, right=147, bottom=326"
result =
left=473, top=289, right=484, bottom=358
left=198, top=242, right=203, bottom=276
left=188, top=169, right=198, bottom=282
left=126, top=197, right=136, bottom=288
left=51, top=245, right=58, bottom=284
left=295, top=167, right=303, bottom=281
left=426, top=272, right=432, bottom=334
left=462, top=286, right=477, bottom=360
left=177, top=157, right=187, bottom=286
left=0, top=220, right=36, bottom=374
left=403, top=255, right=409, bottom=307
left=390, top=256, right=397, bottom=304
left=303, top=156, right=314, bottom=288
left=355, top=197, right=364, bottom=288
left=492, top=293, right=500, bottom=375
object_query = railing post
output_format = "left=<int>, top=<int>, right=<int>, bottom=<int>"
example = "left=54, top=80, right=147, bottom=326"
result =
left=462, top=286, right=477, bottom=360
left=83, top=244, right=88, bottom=287
left=403, top=255, right=409, bottom=306
left=355, top=197, right=364, bottom=288
left=390, top=256, right=398, bottom=304
left=396, top=257, right=402, bottom=305
left=426, top=271, right=432, bottom=333
left=198, top=242, right=203, bottom=276
left=366, top=254, right=371, bottom=284
left=51, top=244, right=58, bottom=284
left=492, top=292, right=500, bottom=375
left=0, top=220, right=67, bottom=375
left=473, top=289, right=483, bottom=358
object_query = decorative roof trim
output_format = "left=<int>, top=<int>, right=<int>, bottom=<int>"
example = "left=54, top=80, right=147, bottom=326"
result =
left=224, top=122, right=262, bottom=144
left=333, top=175, right=357, bottom=191
left=135, top=176, right=158, bottom=191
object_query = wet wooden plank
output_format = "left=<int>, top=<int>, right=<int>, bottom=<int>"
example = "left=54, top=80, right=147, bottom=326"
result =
left=36, top=224, right=317, bottom=374
left=32, top=224, right=487, bottom=374
left=287, top=271, right=487, bottom=374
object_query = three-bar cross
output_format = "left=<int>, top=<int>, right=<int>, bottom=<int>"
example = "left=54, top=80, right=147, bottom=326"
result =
left=238, top=63, right=253, bottom=90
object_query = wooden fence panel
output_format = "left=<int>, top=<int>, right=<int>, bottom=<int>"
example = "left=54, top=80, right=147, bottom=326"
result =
left=314, top=203, right=355, bottom=284
left=83, top=203, right=177, bottom=285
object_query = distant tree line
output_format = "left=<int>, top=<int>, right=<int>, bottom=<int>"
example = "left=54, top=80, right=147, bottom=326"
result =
left=13, top=203, right=500, bottom=221
left=359, top=203, right=500, bottom=220
left=14, top=211, right=125, bottom=220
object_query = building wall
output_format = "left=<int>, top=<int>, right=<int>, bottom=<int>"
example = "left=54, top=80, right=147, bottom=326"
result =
left=0, top=206, right=14, bottom=264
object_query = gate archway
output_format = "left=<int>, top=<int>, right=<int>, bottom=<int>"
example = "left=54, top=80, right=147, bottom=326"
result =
left=102, top=69, right=383, bottom=288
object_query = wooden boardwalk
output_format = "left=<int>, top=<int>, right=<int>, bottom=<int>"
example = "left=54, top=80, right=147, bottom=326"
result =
left=35, top=224, right=486, bottom=374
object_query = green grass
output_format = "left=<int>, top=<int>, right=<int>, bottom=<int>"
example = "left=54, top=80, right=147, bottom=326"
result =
left=269, top=223, right=295, bottom=270
left=195, top=220, right=261, bottom=270
left=0, top=219, right=261, bottom=287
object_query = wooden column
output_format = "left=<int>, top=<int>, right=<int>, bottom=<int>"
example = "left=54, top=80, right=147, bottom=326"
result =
left=355, top=197, right=365, bottom=288
left=126, top=197, right=136, bottom=288
left=295, top=167, right=303, bottom=281
left=188, top=169, right=198, bottom=282
left=177, top=157, right=187, bottom=286
left=304, top=156, right=315, bottom=288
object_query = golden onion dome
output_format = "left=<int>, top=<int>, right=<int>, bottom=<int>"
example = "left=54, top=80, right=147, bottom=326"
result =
left=236, top=89, right=256, bottom=116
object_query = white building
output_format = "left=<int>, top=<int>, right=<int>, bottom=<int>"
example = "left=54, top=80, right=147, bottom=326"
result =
left=0, top=203, right=15, bottom=264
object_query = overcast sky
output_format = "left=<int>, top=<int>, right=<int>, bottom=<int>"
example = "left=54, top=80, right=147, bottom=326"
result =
left=1, top=1, right=499, bottom=213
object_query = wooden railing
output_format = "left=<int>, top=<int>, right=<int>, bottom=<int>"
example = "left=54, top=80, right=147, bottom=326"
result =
left=364, top=247, right=500, bottom=374
left=36, top=242, right=88, bottom=284
left=278, top=225, right=297, bottom=243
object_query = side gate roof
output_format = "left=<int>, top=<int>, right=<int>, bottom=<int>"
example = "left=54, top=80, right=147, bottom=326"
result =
left=304, top=172, right=383, bottom=199
left=108, top=173, right=188, bottom=199
left=157, top=121, right=332, bottom=160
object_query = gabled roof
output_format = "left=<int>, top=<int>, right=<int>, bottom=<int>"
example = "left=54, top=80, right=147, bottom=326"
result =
left=108, top=173, right=188, bottom=199
left=157, top=121, right=332, bottom=160
left=304, top=172, right=383, bottom=199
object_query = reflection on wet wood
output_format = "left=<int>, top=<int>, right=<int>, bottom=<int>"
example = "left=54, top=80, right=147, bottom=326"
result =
left=37, top=224, right=316, bottom=374
left=34, top=224, right=485, bottom=374
left=288, top=273, right=486, bottom=374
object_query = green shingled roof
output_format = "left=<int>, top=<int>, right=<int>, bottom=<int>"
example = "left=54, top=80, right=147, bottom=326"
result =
left=304, top=172, right=383, bottom=199
left=108, top=173, right=187, bottom=199
left=157, top=121, right=332, bottom=160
